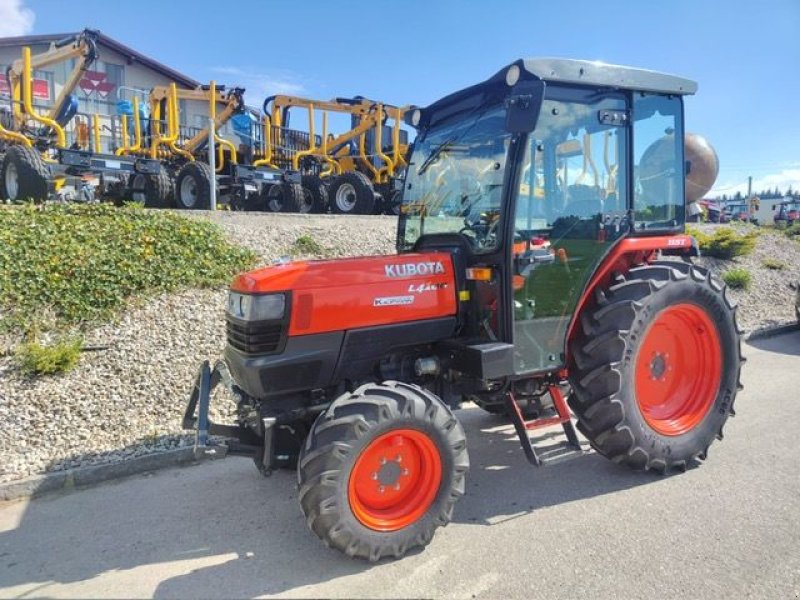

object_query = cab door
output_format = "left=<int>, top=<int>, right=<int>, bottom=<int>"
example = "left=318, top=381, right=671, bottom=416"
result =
left=511, top=89, right=629, bottom=374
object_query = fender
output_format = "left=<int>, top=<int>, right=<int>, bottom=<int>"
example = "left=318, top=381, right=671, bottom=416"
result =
left=565, top=234, right=695, bottom=345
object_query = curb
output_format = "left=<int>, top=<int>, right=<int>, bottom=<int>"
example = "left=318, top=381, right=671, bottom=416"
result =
left=745, top=322, right=800, bottom=342
left=0, top=446, right=218, bottom=503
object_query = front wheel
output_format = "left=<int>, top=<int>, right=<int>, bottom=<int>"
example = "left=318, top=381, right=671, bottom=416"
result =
left=175, top=162, right=214, bottom=210
left=568, top=261, right=743, bottom=473
left=328, top=171, right=376, bottom=215
left=1, top=145, right=49, bottom=202
left=298, top=381, right=469, bottom=561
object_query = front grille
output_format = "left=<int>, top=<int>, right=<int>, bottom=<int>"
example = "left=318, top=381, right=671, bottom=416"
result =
left=226, top=317, right=285, bottom=354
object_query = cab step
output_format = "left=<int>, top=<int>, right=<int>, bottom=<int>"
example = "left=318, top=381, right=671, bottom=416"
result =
left=506, top=386, right=584, bottom=466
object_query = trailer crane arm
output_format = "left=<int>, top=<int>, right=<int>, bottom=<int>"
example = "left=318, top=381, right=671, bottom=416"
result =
left=6, top=29, right=99, bottom=133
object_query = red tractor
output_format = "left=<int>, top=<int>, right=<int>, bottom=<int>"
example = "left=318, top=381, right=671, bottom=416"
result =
left=184, top=59, right=743, bottom=561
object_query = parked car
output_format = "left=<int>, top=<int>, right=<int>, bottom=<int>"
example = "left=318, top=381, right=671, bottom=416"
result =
left=726, top=203, right=756, bottom=224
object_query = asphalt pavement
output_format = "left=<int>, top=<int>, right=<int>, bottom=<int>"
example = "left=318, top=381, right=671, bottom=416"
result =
left=1, top=332, right=799, bottom=599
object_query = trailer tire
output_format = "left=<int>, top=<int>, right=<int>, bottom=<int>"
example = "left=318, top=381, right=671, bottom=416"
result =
left=1, top=145, right=49, bottom=202
left=128, top=165, right=173, bottom=208
left=262, top=181, right=303, bottom=213
left=568, top=261, right=743, bottom=473
left=175, top=162, right=214, bottom=210
left=299, top=175, right=328, bottom=213
left=298, top=381, right=469, bottom=561
left=329, top=171, right=375, bottom=215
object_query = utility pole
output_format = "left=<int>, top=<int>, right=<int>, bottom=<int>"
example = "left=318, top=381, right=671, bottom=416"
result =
left=747, top=176, right=752, bottom=198
left=208, top=117, right=217, bottom=211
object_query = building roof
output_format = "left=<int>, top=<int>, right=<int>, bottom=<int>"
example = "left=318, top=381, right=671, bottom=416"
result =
left=0, top=30, right=200, bottom=88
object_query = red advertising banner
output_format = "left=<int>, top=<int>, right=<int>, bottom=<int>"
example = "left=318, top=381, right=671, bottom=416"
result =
left=0, top=78, right=51, bottom=101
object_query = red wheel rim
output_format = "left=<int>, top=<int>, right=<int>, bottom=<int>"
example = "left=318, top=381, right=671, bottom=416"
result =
left=348, top=429, right=442, bottom=532
left=634, top=303, right=722, bottom=436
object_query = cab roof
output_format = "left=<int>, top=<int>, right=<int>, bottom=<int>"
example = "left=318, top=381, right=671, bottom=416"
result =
left=414, top=57, right=697, bottom=130
left=517, top=58, right=698, bottom=96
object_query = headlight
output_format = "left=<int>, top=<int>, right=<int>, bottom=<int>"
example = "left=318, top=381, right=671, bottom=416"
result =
left=227, top=292, right=286, bottom=321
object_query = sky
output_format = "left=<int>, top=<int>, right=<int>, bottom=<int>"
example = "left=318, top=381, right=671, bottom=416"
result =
left=1, top=0, right=798, bottom=198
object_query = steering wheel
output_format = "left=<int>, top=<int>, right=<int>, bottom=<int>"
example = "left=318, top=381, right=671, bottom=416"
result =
left=459, top=211, right=501, bottom=249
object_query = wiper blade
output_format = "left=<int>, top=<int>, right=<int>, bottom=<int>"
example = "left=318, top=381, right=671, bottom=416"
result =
left=417, top=140, right=453, bottom=176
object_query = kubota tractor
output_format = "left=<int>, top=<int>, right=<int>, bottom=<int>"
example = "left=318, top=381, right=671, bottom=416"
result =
left=184, top=58, right=743, bottom=561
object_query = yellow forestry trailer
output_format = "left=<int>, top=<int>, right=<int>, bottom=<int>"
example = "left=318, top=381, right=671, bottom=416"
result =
left=257, top=94, right=409, bottom=214
left=0, top=29, right=161, bottom=202
left=116, top=81, right=296, bottom=209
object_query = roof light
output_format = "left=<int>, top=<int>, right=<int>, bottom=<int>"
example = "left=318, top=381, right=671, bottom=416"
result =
left=506, top=64, right=520, bottom=86
left=411, top=109, right=421, bottom=127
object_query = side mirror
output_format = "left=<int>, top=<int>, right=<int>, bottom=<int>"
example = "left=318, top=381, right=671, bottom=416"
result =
left=505, top=80, right=545, bottom=134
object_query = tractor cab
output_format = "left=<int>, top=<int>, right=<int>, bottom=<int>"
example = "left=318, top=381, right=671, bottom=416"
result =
left=398, top=58, right=694, bottom=374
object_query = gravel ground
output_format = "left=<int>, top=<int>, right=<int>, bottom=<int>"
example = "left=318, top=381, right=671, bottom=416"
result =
left=690, top=223, right=800, bottom=331
left=0, top=214, right=396, bottom=484
left=0, top=214, right=797, bottom=483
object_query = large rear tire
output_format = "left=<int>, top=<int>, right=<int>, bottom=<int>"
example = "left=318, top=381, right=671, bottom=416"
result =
left=568, top=261, right=743, bottom=473
left=1, top=145, right=49, bottom=202
left=298, top=381, right=468, bottom=561
left=329, top=171, right=376, bottom=215
left=175, top=162, right=214, bottom=210
left=128, top=165, right=173, bottom=208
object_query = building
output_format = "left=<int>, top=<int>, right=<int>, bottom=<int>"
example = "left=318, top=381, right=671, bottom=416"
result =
left=0, top=30, right=224, bottom=154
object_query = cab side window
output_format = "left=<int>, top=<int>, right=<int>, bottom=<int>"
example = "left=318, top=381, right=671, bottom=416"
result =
left=633, top=94, right=684, bottom=229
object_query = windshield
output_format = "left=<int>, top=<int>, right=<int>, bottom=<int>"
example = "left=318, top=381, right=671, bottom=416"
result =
left=398, top=104, right=511, bottom=252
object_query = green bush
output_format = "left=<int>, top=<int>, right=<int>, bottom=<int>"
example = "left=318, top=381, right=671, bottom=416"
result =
left=291, top=234, right=326, bottom=257
left=15, top=336, right=83, bottom=375
left=686, top=226, right=757, bottom=259
left=722, top=267, right=752, bottom=290
left=784, top=223, right=800, bottom=239
left=762, top=258, right=786, bottom=270
left=0, top=204, right=256, bottom=333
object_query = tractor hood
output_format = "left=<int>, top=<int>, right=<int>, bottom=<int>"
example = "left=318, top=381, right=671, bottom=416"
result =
left=231, top=253, right=458, bottom=336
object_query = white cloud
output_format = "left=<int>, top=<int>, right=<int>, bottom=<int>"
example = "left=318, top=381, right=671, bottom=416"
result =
left=211, top=66, right=305, bottom=108
left=0, top=0, right=34, bottom=37
left=711, top=167, right=800, bottom=197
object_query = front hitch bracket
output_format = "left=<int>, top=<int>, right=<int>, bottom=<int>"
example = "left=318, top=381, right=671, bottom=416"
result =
left=183, top=360, right=263, bottom=460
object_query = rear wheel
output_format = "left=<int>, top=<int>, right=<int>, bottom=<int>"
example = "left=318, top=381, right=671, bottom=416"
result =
left=1, top=145, right=49, bottom=202
left=299, top=174, right=328, bottom=213
left=298, top=381, right=468, bottom=561
left=263, top=182, right=303, bottom=213
left=128, top=165, right=173, bottom=208
left=175, top=162, right=214, bottom=210
left=329, top=171, right=375, bottom=215
left=568, top=261, right=743, bottom=472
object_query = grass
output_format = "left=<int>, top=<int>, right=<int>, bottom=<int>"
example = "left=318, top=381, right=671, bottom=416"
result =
left=14, top=335, right=83, bottom=376
left=686, top=226, right=757, bottom=260
left=0, top=204, right=256, bottom=358
left=722, top=267, right=752, bottom=290
left=762, top=258, right=786, bottom=270
left=290, top=234, right=326, bottom=257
